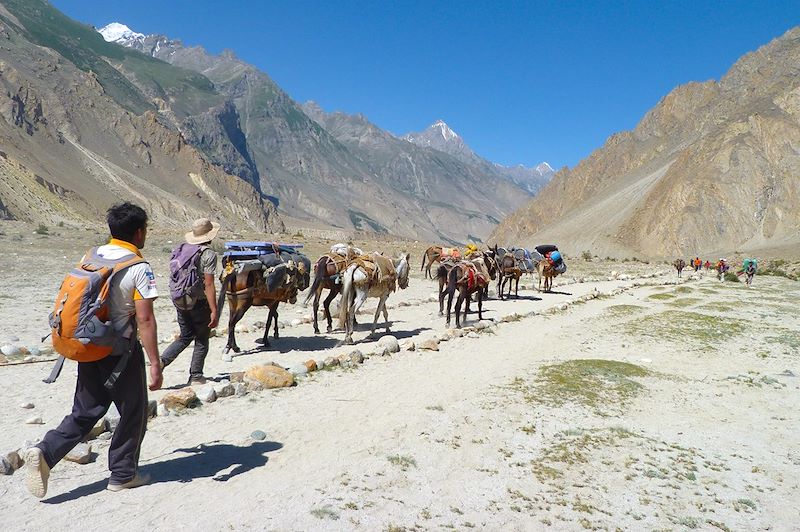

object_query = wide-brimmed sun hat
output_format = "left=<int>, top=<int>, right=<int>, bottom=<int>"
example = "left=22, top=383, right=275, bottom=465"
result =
left=185, top=218, right=220, bottom=245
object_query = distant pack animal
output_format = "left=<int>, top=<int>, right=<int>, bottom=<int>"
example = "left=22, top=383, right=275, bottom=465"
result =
left=443, top=258, right=492, bottom=328
left=338, top=252, right=411, bottom=345
left=420, top=246, right=443, bottom=279
left=220, top=250, right=311, bottom=353
left=497, top=246, right=539, bottom=299
left=437, top=248, right=497, bottom=315
left=674, top=259, right=686, bottom=278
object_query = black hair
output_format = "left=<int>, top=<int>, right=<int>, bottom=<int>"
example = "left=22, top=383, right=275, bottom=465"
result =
left=106, top=202, right=148, bottom=242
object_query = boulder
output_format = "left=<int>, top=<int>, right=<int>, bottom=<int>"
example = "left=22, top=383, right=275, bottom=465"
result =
left=1, top=345, right=20, bottom=357
left=234, top=383, right=248, bottom=397
left=289, top=364, right=308, bottom=377
left=159, top=388, right=200, bottom=411
left=244, top=365, right=294, bottom=389
left=418, top=339, right=440, bottom=351
left=24, top=416, right=43, bottom=425
left=447, top=328, right=465, bottom=338
left=19, top=402, right=34, bottom=409
left=105, top=403, right=121, bottom=432
left=196, top=384, right=217, bottom=403
left=290, top=319, right=302, bottom=327
left=148, top=400, right=158, bottom=418
left=314, top=359, right=326, bottom=370
left=324, top=356, right=339, bottom=368
left=65, top=443, right=92, bottom=465
left=88, top=418, right=108, bottom=439
left=230, top=372, right=245, bottom=383
left=214, top=383, right=235, bottom=398
left=377, top=335, right=400, bottom=354
left=0, top=353, right=6, bottom=364
left=349, top=350, right=365, bottom=364
left=304, top=360, right=318, bottom=372
left=0, top=455, right=13, bottom=475
left=157, top=404, right=169, bottom=417
left=251, top=430, right=267, bottom=441
left=400, top=340, right=415, bottom=351
left=467, top=332, right=480, bottom=339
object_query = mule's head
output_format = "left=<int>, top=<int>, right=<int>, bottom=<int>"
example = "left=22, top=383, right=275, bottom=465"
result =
left=395, top=252, right=411, bottom=289
left=483, top=252, right=498, bottom=280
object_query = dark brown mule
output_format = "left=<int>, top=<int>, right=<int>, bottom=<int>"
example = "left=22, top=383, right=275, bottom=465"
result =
left=420, top=245, right=443, bottom=279
left=437, top=250, right=498, bottom=315
left=304, top=254, right=350, bottom=334
left=444, top=259, right=492, bottom=328
left=220, top=260, right=309, bottom=354
left=674, top=259, right=686, bottom=278
left=498, top=254, right=523, bottom=299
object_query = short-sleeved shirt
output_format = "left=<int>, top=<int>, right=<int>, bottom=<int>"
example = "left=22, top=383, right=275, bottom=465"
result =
left=94, top=239, right=158, bottom=334
left=196, top=246, right=218, bottom=301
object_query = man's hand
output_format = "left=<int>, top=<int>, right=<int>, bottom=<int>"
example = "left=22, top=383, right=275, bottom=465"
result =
left=204, top=273, right=219, bottom=329
left=148, top=365, right=163, bottom=391
left=209, top=309, right=219, bottom=329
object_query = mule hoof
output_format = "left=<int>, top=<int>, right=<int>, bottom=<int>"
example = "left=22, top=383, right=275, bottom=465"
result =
left=232, top=347, right=241, bottom=354
left=326, top=326, right=333, bottom=333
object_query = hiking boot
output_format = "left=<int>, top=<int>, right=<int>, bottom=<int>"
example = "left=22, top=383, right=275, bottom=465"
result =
left=188, top=375, right=207, bottom=385
left=107, top=473, right=151, bottom=492
left=23, top=447, right=50, bottom=499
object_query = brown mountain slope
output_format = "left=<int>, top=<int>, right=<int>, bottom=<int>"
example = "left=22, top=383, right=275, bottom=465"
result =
left=0, top=4, right=282, bottom=231
left=492, top=27, right=800, bottom=258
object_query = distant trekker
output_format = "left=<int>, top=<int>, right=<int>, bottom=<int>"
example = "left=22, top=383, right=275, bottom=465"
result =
left=160, top=218, right=220, bottom=384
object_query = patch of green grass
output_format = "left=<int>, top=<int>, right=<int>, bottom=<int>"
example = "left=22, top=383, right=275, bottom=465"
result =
left=425, top=405, right=444, bottom=411
left=673, top=286, right=693, bottom=294
left=624, top=311, right=745, bottom=348
left=698, top=302, right=735, bottom=313
left=387, top=454, right=417, bottom=471
left=310, top=505, right=340, bottom=520
left=765, top=329, right=800, bottom=353
left=526, top=359, right=649, bottom=414
left=666, top=297, right=701, bottom=308
left=604, top=304, right=645, bottom=317
left=723, top=272, right=740, bottom=283
left=649, top=292, right=676, bottom=300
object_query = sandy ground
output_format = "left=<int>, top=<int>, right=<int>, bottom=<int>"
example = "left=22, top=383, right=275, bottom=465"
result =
left=0, top=222, right=798, bottom=531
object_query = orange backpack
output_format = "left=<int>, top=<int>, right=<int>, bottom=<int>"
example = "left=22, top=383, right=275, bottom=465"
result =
left=49, top=248, right=146, bottom=362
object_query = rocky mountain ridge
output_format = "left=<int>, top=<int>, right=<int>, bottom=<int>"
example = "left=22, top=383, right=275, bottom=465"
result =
left=403, top=120, right=554, bottom=194
left=492, top=26, right=800, bottom=258
left=97, top=21, right=537, bottom=243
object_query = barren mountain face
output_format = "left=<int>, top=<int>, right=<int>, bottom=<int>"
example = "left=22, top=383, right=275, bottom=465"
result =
left=99, top=23, right=536, bottom=244
left=0, top=1, right=282, bottom=232
left=493, top=27, right=800, bottom=258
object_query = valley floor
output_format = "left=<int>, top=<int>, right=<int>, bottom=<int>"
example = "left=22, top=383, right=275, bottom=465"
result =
left=0, top=224, right=798, bottom=531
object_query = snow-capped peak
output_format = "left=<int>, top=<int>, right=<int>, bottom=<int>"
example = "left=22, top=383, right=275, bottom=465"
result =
left=99, top=22, right=145, bottom=44
left=536, top=162, right=554, bottom=174
left=430, top=120, right=459, bottom=141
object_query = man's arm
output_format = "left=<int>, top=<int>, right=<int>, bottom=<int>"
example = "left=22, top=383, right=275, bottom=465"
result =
left=204, top=273, right=218, bottom=328
left=135, top=298, right=162, bottom=391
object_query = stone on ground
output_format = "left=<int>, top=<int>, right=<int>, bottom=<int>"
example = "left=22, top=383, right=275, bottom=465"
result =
left=418, top=338, right=440, bottom=351
left=105, top=403, right=121, bottom=432
left=24, top=416, right=43, bottom=425
left=304, top=359, right=318, bottom=372
left=400, top=340, right=415, bottom=351
left=65, top=442, right=92, bottom=464
left=19, top=402, right=34, bottom=409
left=250, top=430, right=267, bottom=441
left=289, top=364, right=308, bottom=377
left=377, top=335, right=400, bottom=353
left=324, top=356, right=339, bottom=367
left=244, top=365, right=294, bottom=389
left=214, top=383, right=235, bottom=398
left=196, top=384, right=217, bottom=403
left=160, top=387, right=200, bottom=411
left=88, top=418, right=108, bottom=439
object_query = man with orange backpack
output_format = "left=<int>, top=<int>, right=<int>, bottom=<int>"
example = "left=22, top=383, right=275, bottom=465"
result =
left=24, top=202, right=162, bottom=498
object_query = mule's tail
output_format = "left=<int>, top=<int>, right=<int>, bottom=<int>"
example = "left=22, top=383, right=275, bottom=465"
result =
left=304, top=257, right=327, bottom=306
left=338, top=265, right=355, bottom=330
left=420, top=250, right=428, bottom=272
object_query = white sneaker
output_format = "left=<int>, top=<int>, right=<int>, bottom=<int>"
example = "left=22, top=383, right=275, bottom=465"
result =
left=23, top=447, right=50, bottom=499
left=107, top=472, right=151, bottom=492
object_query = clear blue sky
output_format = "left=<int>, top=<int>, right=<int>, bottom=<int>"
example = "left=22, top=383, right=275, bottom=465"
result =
left=52, top=0, right=799, bottom=169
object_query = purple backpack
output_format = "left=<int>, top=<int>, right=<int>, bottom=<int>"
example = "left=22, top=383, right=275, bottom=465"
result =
left=169, top=243, right=204, bottom=309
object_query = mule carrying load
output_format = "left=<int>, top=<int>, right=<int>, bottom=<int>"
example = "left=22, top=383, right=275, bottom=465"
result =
left=219, top=241, right=311, bottom=354
left=306, top=243, right=364, bottom=334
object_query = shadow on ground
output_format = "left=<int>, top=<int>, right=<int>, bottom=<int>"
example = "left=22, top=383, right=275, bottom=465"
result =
left=43, top=440, right=282, bottom=504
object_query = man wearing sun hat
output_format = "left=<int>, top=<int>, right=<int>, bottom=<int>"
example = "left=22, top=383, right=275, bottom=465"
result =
left=160, top=218, right=220, bottom=384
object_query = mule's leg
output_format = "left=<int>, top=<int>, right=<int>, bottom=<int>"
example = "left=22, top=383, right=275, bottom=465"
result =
left=514, top=275, right=520, bottom=298
left=446, top=285, right=455, bottom=328
left=381, top=295, right=390, bottom=333
left=312, top=288, right=322, bottom=334
left=226, top=298, right=251, bottom=353
left=322, top=288, right=338, bottom=333
left=272, top=302, right=279, bottom=339
left=455, top=290, right=466, bottom=328
left=438, top=277, right=445, bottom=316
left=370, top=295, right=383, bottom=337
left=477, top=288, right=483, bottom=321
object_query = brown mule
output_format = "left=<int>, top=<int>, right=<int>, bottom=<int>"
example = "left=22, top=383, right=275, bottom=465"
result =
left=443, top=258, right=491, bottom=328
left=220, top=259, right=309, bottom=354
left=497, top=254, right=523, bottom=299
left=537, top=260, right=560, bottom=292
left=304, top=253, right=351, bottom=334
left=674, top=259, right=686, bottom=278
left=420, top=245, right=443, bottom=279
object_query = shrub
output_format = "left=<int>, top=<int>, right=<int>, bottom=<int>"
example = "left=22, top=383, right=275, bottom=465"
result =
left=34, top=223, right=49, bottom=235
left=581, top=250, right=593, bottom=261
